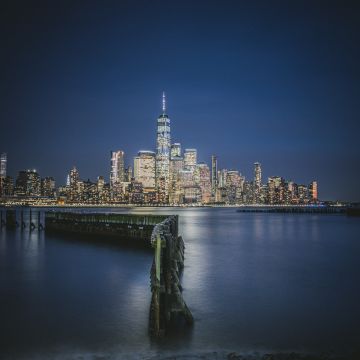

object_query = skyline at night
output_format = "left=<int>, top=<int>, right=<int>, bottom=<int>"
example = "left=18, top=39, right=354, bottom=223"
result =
left=1, top=92, right=320, bottom=206
left=1, top=1, right=359, bottom=201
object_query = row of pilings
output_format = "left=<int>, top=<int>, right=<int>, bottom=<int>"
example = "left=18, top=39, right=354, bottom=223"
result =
left=149, top=215, right=193, bottom=337
left=0, top=208, right=45, bottom=231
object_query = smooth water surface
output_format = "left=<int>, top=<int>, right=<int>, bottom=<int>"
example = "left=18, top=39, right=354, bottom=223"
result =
left=0, top=208, right=359, bottom=358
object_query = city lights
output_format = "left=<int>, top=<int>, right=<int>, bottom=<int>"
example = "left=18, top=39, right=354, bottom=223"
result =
left=0, top=94, right=319, bottom=206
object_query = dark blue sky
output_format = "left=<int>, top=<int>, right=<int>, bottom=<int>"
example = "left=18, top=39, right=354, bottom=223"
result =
left=1, top=0, right=359, bottom=201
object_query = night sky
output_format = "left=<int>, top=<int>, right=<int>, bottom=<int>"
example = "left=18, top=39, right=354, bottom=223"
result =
left=1, top=0, right=359, bottom=201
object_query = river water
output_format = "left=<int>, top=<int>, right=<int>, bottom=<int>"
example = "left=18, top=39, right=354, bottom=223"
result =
left=0, top=208, right=359, bottom=359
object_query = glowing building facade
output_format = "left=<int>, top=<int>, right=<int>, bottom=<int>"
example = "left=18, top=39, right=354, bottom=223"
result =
left=195, top=163, right=211, bottom=203
left=110, top=150, right=125, bottom=188
left=41, top=177, right=56, bottom=197
left=309, top=181, right=318, bottom=202
left=169, top=156, right=184, bottom=204
left=15, top=169, right=41, bottom=197
left=134, top=151, right=156, bottom=190
left=184, top=149, right=197, bottom=172
left=0, top=153, right=7, bottom=196
left=211, top=155, right=217, bottom=196
left=254, top=162, right=262, bottom=201
left=155, top=92, right=171, bottom=198
left=0, top=153, right=6, bottom=178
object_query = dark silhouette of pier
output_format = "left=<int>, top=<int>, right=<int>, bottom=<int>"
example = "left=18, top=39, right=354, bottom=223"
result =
left=0, top=208, right=193, bottom=337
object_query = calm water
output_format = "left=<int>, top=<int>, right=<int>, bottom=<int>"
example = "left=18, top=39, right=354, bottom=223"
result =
left=0, top=208, right=359, bottom=358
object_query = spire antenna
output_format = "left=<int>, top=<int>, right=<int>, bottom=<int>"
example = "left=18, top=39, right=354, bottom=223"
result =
left=162, top=91, right=166, bottom=114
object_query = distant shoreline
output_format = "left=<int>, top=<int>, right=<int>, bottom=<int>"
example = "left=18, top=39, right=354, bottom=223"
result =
left=0, top=203, right=349, bottom=209
left=1, top=203, right=358, bottom=215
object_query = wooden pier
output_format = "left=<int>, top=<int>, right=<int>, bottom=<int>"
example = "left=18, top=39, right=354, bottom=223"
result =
left=0, top=208, right=193, bottom=337
left=0, top=208, right=45, bottom=230
left=45, top=211, right=169, bottom=246
left=149, top=215, right=193, bottom=337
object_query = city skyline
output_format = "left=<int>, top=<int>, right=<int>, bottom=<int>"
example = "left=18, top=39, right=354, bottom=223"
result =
left=1, top=93, right=319, bottom=206
left=1, top=1, right=359, bottom=201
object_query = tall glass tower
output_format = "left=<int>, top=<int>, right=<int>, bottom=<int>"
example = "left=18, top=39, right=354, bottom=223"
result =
left=254, top=162, right=262, bottom=203
left=0, top=153, right=7, bottom=196
left=0, top=153, right=7, bottom=178
left=211, top=155, right=218, bottom=195
left=110, top=150, right=125, bottom=188
left=156, top=92, right=171, bottom=197
left=254, top=162, right=262, bottom=189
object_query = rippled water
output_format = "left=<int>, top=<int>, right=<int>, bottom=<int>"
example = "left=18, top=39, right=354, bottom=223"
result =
left=0, top=208, right=359, bottom=359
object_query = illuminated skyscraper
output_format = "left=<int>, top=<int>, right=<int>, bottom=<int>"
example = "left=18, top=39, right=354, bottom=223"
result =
left=0, top=153, right=7, bottom=196
left=134, top=150, right=156, bottom=190
left=254, top=162, right=261, bottom=202
left=68, top=166, right=80, bottom=201
left=211, top=155, right=217, bottom=195
left=218, top=169, right=228, bottom=188
left=226, top=170, right=244, bottom=204
left=70, top=166, right=79, bottom=187
left=41, top=177, right=56, bottom=197
left=184, top=149, right=197, bottom=172
left=0, top=153, right=6, bottom=178
left=155, top=92, right=171, bottom=198
left=254, top=162, right=261, bottom=188
left=15, top=169, right=41, bottom=197
left=125, top=165, right=133, bottom=182
left=169, top=155, right=184, bottom=204
left=178, top=169, right=200, bottom=203
left=97, top=176, right=105, bottom=192
left=309, top=181, right=318, bottom=202
left=298, top=184, right=310, bottom=203
left=195, top=163, right=211, bottom=203
left=2, top=176, right=14, bottom=196
left=267, top=176, right=285, bottom=204
left=110, top=150, right=125, bottom=187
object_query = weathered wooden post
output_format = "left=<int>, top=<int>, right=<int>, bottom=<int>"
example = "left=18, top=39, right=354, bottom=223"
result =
left=21, top=209, right=26, bottom=229
left=29, top=208, right=36, bottom=231
left=149, top=215, right=193, bottom=337
left=150, top=231, right=164, bottom=337
left=37, top=211, right=44, bottom=230
left=0, top=208, right=4, bottom=227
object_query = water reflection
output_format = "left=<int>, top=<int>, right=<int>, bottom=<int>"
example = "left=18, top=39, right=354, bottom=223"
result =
left=0, top=208, right=359, bottom=358
left=20, top=230, right=45, bottom=282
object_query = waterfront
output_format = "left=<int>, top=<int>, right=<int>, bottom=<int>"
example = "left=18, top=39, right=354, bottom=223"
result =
left=0, top=208, right=359, bottom=359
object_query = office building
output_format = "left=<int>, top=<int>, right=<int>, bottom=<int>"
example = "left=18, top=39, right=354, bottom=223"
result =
left=267, top=176, right=285, bottom=204
left=169, top=156, right=184, bottom=204
left=41, top=177, right=56, bottom=197
left=155, top=92, right=171, bottom=198
left=0, top=153, right=6, bottom=178
left=15, top=169, right=41, bottom=197
left=110, top=150, right=125, bottom=187
left=184, top=149, right=197, bottom=172
left=309, top=181, right=318, bottom=202
left=211, top=155, right=217, bottom=196
left=134, top=150, right=156, bottom=190
left=254, top=162, right=262, bottom=202
left=0, top=153, right=7, bottom=196
left=195, top=163, right=211, bottom=204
